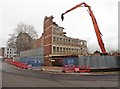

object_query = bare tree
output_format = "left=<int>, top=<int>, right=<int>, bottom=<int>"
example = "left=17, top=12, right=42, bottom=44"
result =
left=7, top=34, right=17, bottom=49
left=7, top=23, right=38, bottom=53
left=15, top=23, right=38, bottom=39
left=16, top=32, right=34, bottom=53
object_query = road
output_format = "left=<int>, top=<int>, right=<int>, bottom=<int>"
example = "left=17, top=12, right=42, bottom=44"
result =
left=1, top=61, right=119, bottom=87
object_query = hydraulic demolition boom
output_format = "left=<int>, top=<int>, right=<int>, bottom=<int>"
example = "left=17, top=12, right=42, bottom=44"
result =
left=61, top=2, right=107, bottom=54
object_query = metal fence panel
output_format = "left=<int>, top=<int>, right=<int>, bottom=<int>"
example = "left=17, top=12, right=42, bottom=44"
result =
left=19, top=47, right=44, bottom=67
left=19, top=56, right=43, bottom=67
left=78, top=56, right=118, bottom=69
left=63, top=57, right=78, bottom=66
left=20, top=47, right=43, bottom=57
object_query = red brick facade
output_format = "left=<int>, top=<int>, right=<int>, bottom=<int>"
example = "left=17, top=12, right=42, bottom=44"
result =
left=34, top=34, right=44, bottom=48
left=43, top=16, right=54, bottom=65
left=34, top=16, right=88, bottom=66
left=34, top=16, right=54, bottom=65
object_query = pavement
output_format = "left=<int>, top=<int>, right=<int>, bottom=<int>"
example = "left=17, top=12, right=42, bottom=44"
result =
left=32, top=66, right=119, bottom=75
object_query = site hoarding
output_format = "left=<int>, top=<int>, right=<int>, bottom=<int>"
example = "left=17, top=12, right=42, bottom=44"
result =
left=63, top=56, right=118, bottom=69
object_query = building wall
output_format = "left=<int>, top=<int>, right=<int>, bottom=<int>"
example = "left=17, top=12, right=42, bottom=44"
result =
left=43, top=16, right=54, bottom=65
left=0, top=47, right=5, bottom=58
left=52, top=29, right=88, bottom=55
left=46, top=16, right=88, bottom=56
left=34, top=16, right=88, bottom=66
left=34, top=34, right=44, bottom=48
left=16, top=33, right=34, bottom=53
left=1, top=47, right=17, bottom=58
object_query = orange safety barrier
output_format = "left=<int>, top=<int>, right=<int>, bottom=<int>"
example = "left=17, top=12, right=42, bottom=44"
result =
left=5, top=59, right=32, bottom=69
left=79, top=66, right=91, bottom=72
left=19, top=63, right=28, bottom=69
left=63, top=65, right=75, bottom=73
left=62, top=65, right=91, bottom=73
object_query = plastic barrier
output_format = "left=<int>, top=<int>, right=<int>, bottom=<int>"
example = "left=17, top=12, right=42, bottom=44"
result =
left=63, top=65, right=75, bottom=73
left=5, top=59, right=32, bottom=69
left=74, top=67, right=80, bottom=72
left=79, top=66, right=91, bottom=73
left=63, top=65, right=79, bottom=73
left=62, top=65, right=91, bottom=73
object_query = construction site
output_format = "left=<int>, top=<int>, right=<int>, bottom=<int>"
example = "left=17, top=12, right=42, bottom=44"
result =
left=1, top=1, right=120, bottom=88
left=1, top=2, right=119, bottom=73
left=17, top=2, right=119, bottom=71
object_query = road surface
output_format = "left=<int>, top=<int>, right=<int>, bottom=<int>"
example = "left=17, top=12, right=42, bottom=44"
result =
left=1, top=61, right=119, bottom=87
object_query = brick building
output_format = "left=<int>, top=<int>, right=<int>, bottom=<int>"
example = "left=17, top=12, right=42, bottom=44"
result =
left=16, top=32, right=34, bottom=53
left=34, top=16, right=88, bottom=66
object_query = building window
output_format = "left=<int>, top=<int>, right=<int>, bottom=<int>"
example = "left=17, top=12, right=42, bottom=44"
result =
left=66, top=48, right=68, bottom=52
left=53, top=46, right=56, bottom=52
left=60, top=47, right=62, bottom=52
left=63, top=48, right=65, bottom=52
left=72, top=48, right=73, bottom=51
left=69, top=39, right=70, bottom=42
left=57, top=37, right=59, bottom=41
left=14, top=52, right=17, bottom=54
left=77, top=49, right=78, bottom=52
left=81, top=42, right=83, bottom=45
left=60, top=38, right=62, bottom=42
left=57, top=47, right=59, bottom=52
left=83, top=42, right=84, bottom=45
left=66, top=39, right=68, bottom=42
left=53, top=36, right=56, bottom=41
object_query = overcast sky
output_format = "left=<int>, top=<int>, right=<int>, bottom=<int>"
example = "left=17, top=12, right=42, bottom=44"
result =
left=0, top=0, right=119, bottom=52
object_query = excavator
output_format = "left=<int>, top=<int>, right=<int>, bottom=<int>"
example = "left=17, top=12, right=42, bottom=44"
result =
left=61, top=2, right=107, bottom=55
